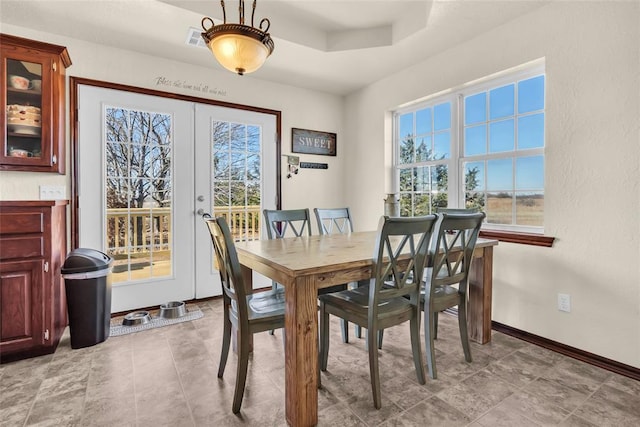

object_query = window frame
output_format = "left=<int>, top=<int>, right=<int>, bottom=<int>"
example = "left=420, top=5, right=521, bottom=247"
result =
left=393, top=61, right=551, bottom=242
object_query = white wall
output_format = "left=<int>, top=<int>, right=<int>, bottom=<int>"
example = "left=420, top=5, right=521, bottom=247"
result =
left=0, top=24, right=346, bottom=235
left=345, top=2, right=640, bottom=368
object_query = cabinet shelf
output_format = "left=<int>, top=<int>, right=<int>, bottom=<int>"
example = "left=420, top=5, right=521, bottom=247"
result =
left=7, top=87, right=42, bottom=97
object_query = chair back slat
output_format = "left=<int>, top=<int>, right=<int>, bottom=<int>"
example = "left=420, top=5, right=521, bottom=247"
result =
left=430, top=212, right=485, bottom=289
left=370, top=215, right=437, bottom=307
left=314, top=207, right=354, bottom=235
left=204, top=217, right=249, bottom=321
left=263, top=209, right=312, bottom=239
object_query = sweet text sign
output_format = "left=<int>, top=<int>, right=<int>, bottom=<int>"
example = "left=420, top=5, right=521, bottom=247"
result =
left=291, top=128, right=336, bottom=156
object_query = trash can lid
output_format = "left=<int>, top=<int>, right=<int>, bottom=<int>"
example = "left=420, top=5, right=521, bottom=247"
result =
left=62, top=248, right=113, bottom=274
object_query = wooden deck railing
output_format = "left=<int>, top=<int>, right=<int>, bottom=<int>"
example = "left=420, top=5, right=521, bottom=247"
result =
left=106, top=205, right=261, bottom=254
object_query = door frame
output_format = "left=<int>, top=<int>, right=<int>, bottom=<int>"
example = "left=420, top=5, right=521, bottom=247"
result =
left=69, top=77, right=282, bottom=298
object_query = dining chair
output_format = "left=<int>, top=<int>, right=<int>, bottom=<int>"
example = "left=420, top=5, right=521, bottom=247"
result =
left=435, top=207, right=480, bottom=214
left=263, top=208, right=348, bottom=339
left=204, top=216, right=285, bottom=414
left=429, top=207, right=482, bottom=340
left=319, top=215, right=437, bottom=409
left=263, top=208, right=312, bottom=240
left=422, top=211, right=485, bottom=379
left=313, top=207, right=361, bottom=343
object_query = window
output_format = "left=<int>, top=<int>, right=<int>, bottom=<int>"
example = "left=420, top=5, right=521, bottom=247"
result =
left=394, top=63, right=545, bottom=233
left=105, top=107, right=173, bottom=283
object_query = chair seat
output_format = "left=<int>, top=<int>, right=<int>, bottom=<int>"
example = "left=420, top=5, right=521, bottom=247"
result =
left=247, top=287, right=286, bottom=320
left=421, top=284, right=460, bottom=307
left=319, top=285, right=414, bottom=325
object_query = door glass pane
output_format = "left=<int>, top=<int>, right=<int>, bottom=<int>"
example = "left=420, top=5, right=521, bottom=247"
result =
left=212, top=120, right=262, bottom=242
left=105, top=107, right=173, bottom=284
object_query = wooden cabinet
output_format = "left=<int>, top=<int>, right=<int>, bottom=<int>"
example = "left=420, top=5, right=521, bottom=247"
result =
left=1, top=34, right=71, bottom=173
left=0, top=200, right=68, bottom=362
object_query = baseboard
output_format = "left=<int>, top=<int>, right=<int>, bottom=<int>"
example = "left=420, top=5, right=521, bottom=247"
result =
left=492, top=321, right=640, bottom=381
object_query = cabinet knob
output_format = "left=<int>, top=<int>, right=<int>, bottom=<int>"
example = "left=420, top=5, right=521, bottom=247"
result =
left=52, top=155, right=57, bottom=165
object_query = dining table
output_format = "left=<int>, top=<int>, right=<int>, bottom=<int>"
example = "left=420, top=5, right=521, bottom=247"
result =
left=235, top=230, right=498, bottom=427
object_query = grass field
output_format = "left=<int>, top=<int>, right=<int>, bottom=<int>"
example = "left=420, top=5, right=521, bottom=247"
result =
left=486, top=195, right=543, bottom=226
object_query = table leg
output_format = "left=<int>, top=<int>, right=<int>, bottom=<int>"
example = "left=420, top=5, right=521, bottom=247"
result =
left=285, top=276, right=318, bottom=427
left=468, top=246, right=493, bottom=344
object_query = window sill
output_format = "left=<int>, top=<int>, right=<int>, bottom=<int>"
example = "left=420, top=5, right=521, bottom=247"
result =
left=479, top=230, right=555, bottom=247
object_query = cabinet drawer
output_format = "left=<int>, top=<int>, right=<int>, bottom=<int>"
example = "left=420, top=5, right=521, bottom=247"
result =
left=0, top=236, right=44, bottom=260
left=0, top=212, right=44, bottom=235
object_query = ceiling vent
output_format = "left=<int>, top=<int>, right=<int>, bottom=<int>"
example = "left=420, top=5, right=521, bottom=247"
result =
left=185, top=27, right=207, bottom=48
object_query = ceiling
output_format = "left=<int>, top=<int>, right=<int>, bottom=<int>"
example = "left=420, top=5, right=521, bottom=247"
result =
left=0, top=0, right=547, bottom=95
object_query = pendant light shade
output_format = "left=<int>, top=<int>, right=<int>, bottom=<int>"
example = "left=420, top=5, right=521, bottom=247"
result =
left=201, top=1, right=274, bottom=75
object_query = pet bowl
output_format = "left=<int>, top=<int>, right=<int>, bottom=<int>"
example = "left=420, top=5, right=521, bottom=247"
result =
left=122, top=311, right=151, bottom=326
left=158, top=301, right=187, bottom=319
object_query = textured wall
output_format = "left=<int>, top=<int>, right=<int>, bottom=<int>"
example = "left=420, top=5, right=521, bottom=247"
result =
left=345, top=1, right=640, bottom=367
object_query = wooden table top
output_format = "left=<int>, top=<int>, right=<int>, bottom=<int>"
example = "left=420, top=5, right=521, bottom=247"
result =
left=235, top=231, right=498, bottom=277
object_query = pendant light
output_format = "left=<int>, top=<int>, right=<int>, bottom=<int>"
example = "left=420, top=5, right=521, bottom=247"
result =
left=201, top=0, right=274, bottom=75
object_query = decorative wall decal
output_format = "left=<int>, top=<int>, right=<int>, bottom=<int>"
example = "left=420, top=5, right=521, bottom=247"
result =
left=153, top=76, right=227, bottom=96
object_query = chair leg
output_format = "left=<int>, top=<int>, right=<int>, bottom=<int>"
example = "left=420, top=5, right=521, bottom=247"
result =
left=232, top=330, right=250, bottom=414
left=269, top=281, right=278, bottom=335
left=364, top=328, right=384, bottom=349
left=424, top=309, right=438, bottom=379
left=340, top=319, right=349, bottom=343
left=410, top=313, right=426, bottom=384
left=354, top=280, right=368, bottom=340
left=218, top=305, right=232, bottom=378
left=319, top=302, right=330, bottom=371
left=458, top=300, right=472, bottom=363
left=367, top=327, right=382, bottom=409
left=434, top=311, right=439, bottom=340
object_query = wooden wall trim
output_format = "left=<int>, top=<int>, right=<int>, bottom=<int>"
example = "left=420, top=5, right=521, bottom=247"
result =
left=492, top=321, right=640, bottom=381
left=480, top=230, right=555, bottom=247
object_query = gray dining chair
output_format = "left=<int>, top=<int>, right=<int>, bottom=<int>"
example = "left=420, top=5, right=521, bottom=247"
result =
left=319, top=215, right=437, bottom=409
left=435, top=207, right=480, bottom=214
left=263, top=208, right=348, bottom=339
left=264, top=208, right=312, bottom=240
left=429, top=207, right=482, bottom=339
left=204, top=216, right=285, bottom=414
left=313, top=207, right=361, bottom=343
left=422, top=212, right=485, bottom=379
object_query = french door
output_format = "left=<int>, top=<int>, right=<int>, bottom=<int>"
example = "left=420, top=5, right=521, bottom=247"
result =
left=194, top=104, right=276, bottom=297
left=77, top=85, right=276, bottom=312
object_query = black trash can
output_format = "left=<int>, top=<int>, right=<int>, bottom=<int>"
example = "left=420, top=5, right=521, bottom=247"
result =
left=61, top=248, right=113, bottom=349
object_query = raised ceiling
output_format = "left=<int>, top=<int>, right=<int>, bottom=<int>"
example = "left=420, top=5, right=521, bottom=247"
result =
left=0, top=0, right=547, bottom=95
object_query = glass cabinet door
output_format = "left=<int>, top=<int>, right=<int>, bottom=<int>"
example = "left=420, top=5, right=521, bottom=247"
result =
left=1, top=34, right=70, bottom=173
left=4, top=58, right=46, bottom=163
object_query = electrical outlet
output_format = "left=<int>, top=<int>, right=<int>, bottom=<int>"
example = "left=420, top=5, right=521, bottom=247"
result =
left=558, top=293, right=571, bottom=312
left=39, top=185, right=66, bottom=200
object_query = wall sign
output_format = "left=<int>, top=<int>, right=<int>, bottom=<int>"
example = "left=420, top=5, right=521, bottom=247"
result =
left=300, top=162, right=328, bottom=169
left=291, top=128, right=336, bottom=156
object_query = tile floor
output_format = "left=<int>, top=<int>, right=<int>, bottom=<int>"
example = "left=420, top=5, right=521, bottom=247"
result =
left=1, top=299, right=639, bottom=426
